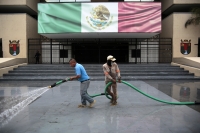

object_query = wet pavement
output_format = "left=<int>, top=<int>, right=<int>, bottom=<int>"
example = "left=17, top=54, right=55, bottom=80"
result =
left=0, top=80, right=200, bottom=133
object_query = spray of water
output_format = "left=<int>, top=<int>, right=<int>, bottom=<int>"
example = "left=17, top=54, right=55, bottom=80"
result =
left=0, top=86, right=49, bottom=128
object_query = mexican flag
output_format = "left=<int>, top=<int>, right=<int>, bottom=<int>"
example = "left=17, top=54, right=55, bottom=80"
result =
left=38, top=2, right=161, bottom=33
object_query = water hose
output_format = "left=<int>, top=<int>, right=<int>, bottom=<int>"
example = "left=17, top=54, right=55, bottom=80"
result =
left=49, top=78, right=69, bottom=88
left=117, top=80, right=199, bottom=105
left=48, top=79, right=200, bottom=105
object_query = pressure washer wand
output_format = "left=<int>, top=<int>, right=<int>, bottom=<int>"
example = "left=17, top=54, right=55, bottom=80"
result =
left=48, top=78, right=70, bottom=88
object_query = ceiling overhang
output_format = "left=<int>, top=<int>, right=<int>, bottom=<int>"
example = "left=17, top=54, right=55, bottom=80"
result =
left=162, top=4, right=200, bottom=19
left=40, top=33, right=159, bottom=38
left=0, top=5, right=37, bottom=16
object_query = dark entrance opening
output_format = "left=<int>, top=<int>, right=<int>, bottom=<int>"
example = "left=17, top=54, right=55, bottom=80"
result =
left=100, top=44, right=129, bottom=63
left=198, top=38, right=200, bottom=57
left=72, top=42, right=128, bottom=63
left=0, top=38, right=2, bottom=58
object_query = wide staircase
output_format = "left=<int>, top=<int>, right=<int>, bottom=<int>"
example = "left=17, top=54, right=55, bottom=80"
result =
left=0, top=64, right=200, bottom=81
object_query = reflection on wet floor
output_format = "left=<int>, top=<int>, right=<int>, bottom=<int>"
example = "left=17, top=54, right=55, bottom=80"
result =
left=144, top=80, right=200, bottom=112
left=0, top=80, right=200, bottom=133
left=0, top=87, right=49, bottom=128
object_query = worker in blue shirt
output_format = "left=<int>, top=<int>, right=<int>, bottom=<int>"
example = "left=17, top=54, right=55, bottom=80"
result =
left=69, top=58, right=96, bottom=108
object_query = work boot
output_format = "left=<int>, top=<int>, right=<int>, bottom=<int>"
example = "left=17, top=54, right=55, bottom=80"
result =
left=78, top=104, right=87, bottom=108
left=110, top=95, right=118, bottom=104
left=110, top=98, right=113, bottom=103
left=111, top=95, right=117, bottom=106
left=109, top=93, right=114, bottom=103
left=111, top=100, right=117, bottom=106
left=89, top=100, right=96, bottom=108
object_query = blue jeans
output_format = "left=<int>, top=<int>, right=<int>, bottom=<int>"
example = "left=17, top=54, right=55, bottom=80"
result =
left=80, top=80, right=94, bottom=105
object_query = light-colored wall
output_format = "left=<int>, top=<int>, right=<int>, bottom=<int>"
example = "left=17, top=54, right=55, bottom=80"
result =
left=161, top=13, right=200, bottom=58
left=0, top=14, right=39, bottom=58
left=0, top=0, right=26, bottom=5
left=173, top=13, right=200, bottom=57
left=0, top=14, right=27, bottom=58
left=26, top=14, right=40, bottom=58
left=27, top=15, right=40, bottom=39
left=26, top=0, right=40, bottom=12
left=160, top=14, right=173, bottom=38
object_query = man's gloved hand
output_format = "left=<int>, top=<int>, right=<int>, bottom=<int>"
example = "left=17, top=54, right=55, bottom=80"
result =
left=111, top=79, right=116, bottom=83
left=118, top=77, right=121, bottom=83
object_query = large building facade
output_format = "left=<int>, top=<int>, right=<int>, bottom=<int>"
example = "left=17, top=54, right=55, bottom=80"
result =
left=0, top=0, right=199, bottom=64
left=160, top=0, right=200, bottom=58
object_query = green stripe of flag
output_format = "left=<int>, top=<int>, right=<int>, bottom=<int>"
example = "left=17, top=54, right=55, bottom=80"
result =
left=38, top=3, right=81, bottom=33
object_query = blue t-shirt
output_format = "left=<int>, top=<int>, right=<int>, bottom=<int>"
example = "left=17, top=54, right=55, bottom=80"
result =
left=75, top=63, right=90, bottom=82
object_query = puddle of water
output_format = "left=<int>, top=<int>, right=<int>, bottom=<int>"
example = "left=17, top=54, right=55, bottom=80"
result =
left=0, top=86, right=49, bottom=128
left=144, top=80, right=200, bottom=112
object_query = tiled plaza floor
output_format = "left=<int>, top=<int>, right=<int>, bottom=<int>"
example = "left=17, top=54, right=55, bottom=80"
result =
left=0, top=80, right=200, bottom=133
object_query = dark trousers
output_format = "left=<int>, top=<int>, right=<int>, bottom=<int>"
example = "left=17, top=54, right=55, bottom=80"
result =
left=35, top=57, right=39, bottom=64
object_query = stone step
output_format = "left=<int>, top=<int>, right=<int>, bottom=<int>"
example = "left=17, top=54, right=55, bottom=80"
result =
left=1, top=64, right=199, bottom=81
left=17, top=64, right=179, bottom=67
left=19, top=65, right=178, bottom=68
left=3, top=73, right=194, bottom=76
left=0, top=75, right=200, bottom=81
left=8, top=71, right=189, bottom=74
left=18, top=67, right=178, bottom=69
left=4, top=70, right=193, bottom=75
left=17, top=66, right=181, bottom=69
left=19, top=64, right=173, bottom=66
left=14, top=68, right=184, bottom=71
left=11, top=69, right=185, bottom=72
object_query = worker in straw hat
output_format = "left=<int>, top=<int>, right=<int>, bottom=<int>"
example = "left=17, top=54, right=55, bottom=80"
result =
left=103, top=55, right=121, bottom=106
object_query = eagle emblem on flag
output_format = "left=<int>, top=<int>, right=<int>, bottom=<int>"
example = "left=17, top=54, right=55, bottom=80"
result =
left=86, top=5, right=113, bottom=30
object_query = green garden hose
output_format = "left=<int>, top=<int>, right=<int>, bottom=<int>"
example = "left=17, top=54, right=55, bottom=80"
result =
left=122, top=80, right=199, bottom=105
left=49, top=79, right=200, bottom=105
left=90, top=80, right=199, bottom=105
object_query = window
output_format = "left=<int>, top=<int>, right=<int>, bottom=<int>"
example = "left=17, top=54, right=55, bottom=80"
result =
left=131, top=49, right=141, bottom=58
left=60, top=50, right=68, bottom=58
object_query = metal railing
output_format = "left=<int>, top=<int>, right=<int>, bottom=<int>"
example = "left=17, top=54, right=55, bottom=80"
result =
left=28, top=38, right=172, bottom=64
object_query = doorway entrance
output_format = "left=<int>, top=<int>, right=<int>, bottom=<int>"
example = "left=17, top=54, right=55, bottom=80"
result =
left=198, top=38, right=200, bottom=57
left=72, top=41, right=128, bottom=63
left=0, top=38, right=2, bottom=58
